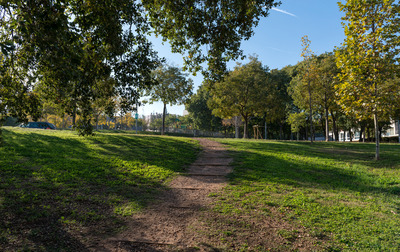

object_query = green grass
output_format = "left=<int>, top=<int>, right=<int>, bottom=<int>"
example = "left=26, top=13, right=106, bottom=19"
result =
left=0, top=127, right=200, bottom=251
left=208, top=139, right=400, bottom=251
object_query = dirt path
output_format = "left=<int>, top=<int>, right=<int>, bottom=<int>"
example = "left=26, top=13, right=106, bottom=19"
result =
left=93, top=138, right=232, bottom=251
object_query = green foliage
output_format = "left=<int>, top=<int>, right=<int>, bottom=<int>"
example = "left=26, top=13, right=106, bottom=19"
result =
left=186, top=86, right=222, bottom=131
left=210, top=139, right=400, bottom=250
left=142, top=0, right=281, bottom=84
left=0, top=127, right=199, bottom=250
left=287, top=112, right=306, bottom=134
left=209, top=56, right=270, bottom=138
left=336, top=0, right=400, bottom=159
left=144, top=64, right=193, bottom=134
left=0, top=1, right=161, bottom=136
left=266, top=67, right=292, bottom=124
left=146, top=65, right=194, bottom=106
left=336, top=0, right=400, bottom=120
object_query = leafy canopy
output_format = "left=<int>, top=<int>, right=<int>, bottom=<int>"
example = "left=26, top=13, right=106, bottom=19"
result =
left=143, top=0, right=281, bottom=84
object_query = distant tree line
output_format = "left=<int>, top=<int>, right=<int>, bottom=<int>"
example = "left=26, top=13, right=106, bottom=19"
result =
left=185, top=0, right=400, bottom=160
left=186, top=51, right=399, bottom=144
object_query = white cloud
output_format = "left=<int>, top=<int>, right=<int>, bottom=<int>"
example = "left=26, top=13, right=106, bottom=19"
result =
left=271, top=7, right=297, bottom=17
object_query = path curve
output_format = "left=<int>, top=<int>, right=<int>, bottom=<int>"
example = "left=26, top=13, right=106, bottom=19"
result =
left=93, top=138, right=232, bottom=251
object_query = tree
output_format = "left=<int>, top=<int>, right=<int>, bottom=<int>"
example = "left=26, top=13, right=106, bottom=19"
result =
left=145, top=65, right=193, bottom=135
left=143, top=0, right=280, bottom=85
left=336, top=0, right=400, bottom=160
left=267, top=67, right=292, bottom=139
left=287, top=112, right=307, bottom=140
left=186, top=86, right=222, bottom=132
left=1, top=1, right=281, bottom=138
left=300, top=35, right=317, bottom=143
left=208, top=56, right=269, bottom=138
left=313, top=52, right=340, bottom=142
left=0, top=0, right=160, bottom=136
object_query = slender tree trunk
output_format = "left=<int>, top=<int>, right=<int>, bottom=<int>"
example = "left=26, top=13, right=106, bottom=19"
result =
left=264, top=120, right=267, bottom=140
left=308, top=81, right=313, bottom=144
left=279, top=122, right=283, bottom=140
left=374, top=112, right=380, bottom=160
left=331, top=111, right=338, bottom=141
left=162, top=103, right=166, bottom=135
left=372, top=20, right=379, bottom=160
left=243, top=115, right=248, bottom=139
left=235, top=116, right=240, bottom=138
left=398, top=119, right=400, bottom=143
left=325, top=104, right=329, bottom=142
left=305, top=122, right=308, bottom=141
left=72, top=105, right=76, bottom=128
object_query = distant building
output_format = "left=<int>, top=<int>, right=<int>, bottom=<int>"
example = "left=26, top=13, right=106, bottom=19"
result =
left=334, top=120, right=399, bottom=142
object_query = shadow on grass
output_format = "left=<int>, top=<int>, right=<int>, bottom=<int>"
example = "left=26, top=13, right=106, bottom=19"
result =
left=0, top=129, right=199, bottom=251
left=222, top=140, right=400, bottom=196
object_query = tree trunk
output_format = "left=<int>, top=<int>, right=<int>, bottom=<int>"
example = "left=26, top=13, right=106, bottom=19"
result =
left=235, top=116, right=240, bottom=138
left=72, top=105, right=77, bottom=128
left=264, top=120, right=267, bottom=140
left=331, top=111, right=338, bottom=141
left=325, top=104, right=329, bottom=142
left=279, top=122, right=283, bottom=140
left=305, top=122, right=308, bottom=141
left=362, top=127, right=365, bottom=143
left=161, top=103, right=166, bottom=135
left=398, top=119, right=400, bottom=143
left=308, top=81, right=313, bottom=144
left=374, top=112, right=380, bottom=160
left=243, top=116, right=248, bottom=139
left=359, top=124, right=365, bottom=142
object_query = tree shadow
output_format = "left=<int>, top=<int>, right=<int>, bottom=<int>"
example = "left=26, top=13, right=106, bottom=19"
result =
left=0, top=129, right=199, bottom=251
left=222, top=140, right=400, bottom=196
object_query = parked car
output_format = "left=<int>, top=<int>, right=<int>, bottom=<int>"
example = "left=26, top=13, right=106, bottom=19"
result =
left=18, top=122, right=56, bottom=130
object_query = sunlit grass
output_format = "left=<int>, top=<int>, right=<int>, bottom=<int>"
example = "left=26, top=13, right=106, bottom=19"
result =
left=0, top=127, right=200, bottom=251
left=209, top=139, right=400, bottom=251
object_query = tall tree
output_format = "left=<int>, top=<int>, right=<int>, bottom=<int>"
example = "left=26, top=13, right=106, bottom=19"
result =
left=0, top=0, right=160, bottom=136
left=267, top=67, right=292, bottom=139
left=145, top=65, right=193, bottom=135
left=287, top=112, right=307, bottom=140
left=300, top=35, right=317, bottom=143
left=208, top=56, right=269, bottom=138
left=314, top=52, right=340, bottom=142
left=288, top=57, right=318, bottom=142
left=186, top=86, right=222, bottom=132
left=336, top=0, right=400, bottom=160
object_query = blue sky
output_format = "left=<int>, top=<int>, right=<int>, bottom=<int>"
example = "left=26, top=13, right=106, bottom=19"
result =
left=140, top=0, right=346, bottom=117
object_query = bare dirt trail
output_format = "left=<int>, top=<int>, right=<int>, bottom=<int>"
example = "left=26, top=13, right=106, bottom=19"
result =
left=93, top=138, right=233, bottom=251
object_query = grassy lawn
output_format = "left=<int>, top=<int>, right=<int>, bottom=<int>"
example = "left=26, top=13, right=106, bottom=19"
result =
left=0, top=127, right=200, bottom=251
left=206, top=139, right=400, bottom=251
